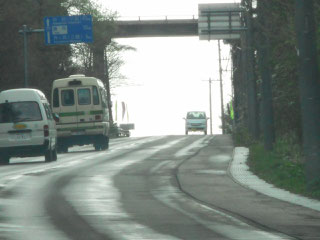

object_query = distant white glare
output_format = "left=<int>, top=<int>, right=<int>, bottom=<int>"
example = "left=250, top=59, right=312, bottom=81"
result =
left=96, top=0, right=235, bottom=136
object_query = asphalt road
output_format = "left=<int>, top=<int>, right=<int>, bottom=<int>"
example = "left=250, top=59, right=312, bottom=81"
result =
left=0, top=135, right=319, bottom=240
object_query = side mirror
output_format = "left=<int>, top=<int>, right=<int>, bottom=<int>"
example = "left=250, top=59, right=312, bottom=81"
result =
left=53, top=113, right=60, bottom=122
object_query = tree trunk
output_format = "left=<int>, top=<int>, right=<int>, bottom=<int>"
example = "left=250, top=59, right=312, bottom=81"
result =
left=294, top=0, right=320, bottom=189
left=257, top=0, right=275, bottom=150
left=245, top=6, right=259, bottom=140
left=92, top=43, right=114, bottom=125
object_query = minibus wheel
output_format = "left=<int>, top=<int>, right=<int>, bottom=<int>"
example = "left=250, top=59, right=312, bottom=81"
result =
left=101, top=136, right=109, bottom=150
left=0, top=155, right=10, bottom=165
left=94, top=136, right=109, bottom=151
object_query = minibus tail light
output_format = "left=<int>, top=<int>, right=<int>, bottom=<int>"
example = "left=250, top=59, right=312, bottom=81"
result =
left=44, top=125, right=49, bottom=137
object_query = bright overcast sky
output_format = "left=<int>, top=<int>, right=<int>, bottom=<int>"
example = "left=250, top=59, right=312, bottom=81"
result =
left=96, top=0, right=240, bottom=136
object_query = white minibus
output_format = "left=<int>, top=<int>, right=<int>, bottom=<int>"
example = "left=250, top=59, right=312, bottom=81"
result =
left=51, top=75, right=110, bottom=152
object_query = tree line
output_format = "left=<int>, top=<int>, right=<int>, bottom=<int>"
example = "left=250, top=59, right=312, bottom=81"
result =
left=230, top=0, right=320, bottom=189
left=0, top=0, right=133, bottom=120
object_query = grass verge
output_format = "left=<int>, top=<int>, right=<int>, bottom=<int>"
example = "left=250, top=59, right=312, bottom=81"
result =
left=248, top=143, right=320, bottom=200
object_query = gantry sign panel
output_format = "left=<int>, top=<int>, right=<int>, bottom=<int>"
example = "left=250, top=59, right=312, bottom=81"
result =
left=44, top=15, right=93, bottom=45
left=198, top=3, right=245, bottom=40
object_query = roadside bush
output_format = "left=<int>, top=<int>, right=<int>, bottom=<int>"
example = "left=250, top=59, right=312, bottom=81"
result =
left=248, top=138, right=320, bottom=200
left=233, top=126, right=256, bottom=147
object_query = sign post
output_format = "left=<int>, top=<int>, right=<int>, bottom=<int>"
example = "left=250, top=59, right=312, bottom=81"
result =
left=18, top=26, right=44, bottom=87
left=19, top=15, right=93, bottom=87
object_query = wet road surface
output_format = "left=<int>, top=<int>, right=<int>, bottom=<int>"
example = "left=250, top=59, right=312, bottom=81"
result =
left=0, top=135, right=319, bottom=240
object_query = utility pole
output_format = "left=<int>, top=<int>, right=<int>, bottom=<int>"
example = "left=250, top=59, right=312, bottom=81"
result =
left=209, top=78, right=213, bottom=135
left=203, top=78, right=214, bottom=135
left=294, top=0, right=320, bottom=190
left=218, top=40, right=225, bottom=134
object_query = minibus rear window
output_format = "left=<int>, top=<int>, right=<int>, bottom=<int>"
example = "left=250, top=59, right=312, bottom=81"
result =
left=78, top=88, right=91, bottom=105
left=61, top=89, right=75, bottom=106
left=53, top=88, right=59, bottom=107
left=92, top=86, right=100, bottom=105
left=0, top=101, right=42, bottom=123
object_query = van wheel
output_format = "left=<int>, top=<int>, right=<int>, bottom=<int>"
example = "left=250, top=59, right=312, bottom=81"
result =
left=101, top=136, right=109, bottom=150
left=94, top=144, right=101, bottom=151
left=52, top=148, right=57, bottom=161
left=45, top=148, right=55, bottom=162
left=58, top=145, right=68, bottom=153
left=0, top=155, right=10, bottom=165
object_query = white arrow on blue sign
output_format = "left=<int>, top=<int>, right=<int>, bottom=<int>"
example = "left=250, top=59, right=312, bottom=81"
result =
left=44, top=15, right=93, bottom=45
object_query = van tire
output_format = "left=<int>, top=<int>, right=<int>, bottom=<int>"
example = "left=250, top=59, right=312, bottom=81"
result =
left=94, top=143, right=102, bottom=151
left=94, top=136, right=109, bottom=151
left=58, top=145, right=68, bottom=153
left=52, top=147, right=57, bottom=161
left=45, top=147, right=56, bottom=162
left=0, top=155, right=10, bottom=165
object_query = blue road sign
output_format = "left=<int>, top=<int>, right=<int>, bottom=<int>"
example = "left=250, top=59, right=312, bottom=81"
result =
left=44, top=15, right=93, bottom=45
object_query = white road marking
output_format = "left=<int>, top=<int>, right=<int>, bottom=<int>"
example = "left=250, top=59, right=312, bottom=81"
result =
left=175, top=136, right=212, bottom=157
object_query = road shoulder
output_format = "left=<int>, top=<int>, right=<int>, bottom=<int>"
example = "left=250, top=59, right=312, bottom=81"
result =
left=177, top=135, right=320, bottom=240
left=230, top=147, right=320, bottom=212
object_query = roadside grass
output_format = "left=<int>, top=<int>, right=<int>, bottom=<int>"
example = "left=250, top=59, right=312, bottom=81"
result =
left=248, top=141, right=320, bottom=200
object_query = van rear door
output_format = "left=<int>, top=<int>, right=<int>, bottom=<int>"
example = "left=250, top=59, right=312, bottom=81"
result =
left=57, top=88, right=78, bottom=133
left=76, top=87, right=95, bottom=130
left=0, top=101, right=44, bottom=147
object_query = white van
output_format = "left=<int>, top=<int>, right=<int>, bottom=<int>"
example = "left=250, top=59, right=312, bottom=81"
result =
left=185, top=111, right=208, bottom=135
left=0, top=89, right=58, bottom=164
left=51, top=75, right=110, bottom=152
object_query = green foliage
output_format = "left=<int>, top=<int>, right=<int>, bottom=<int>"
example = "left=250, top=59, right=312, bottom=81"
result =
left=0, top=0, right=132, bottom=112
left=234, top=0, right=320, bottom=202
left=248, top=138, right=320, bottom=200
left=273, top=131, right=302, bottom=163
left=255, top=1, right=302, bottom=138
left=0, top=0, right=73, bottom=96
left=233, top=126, right=256, bottom=147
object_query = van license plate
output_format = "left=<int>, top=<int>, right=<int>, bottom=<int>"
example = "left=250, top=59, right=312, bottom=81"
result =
left=71, top=130, right=85, bottom=135
left=10, top=133, right=31, bottom=141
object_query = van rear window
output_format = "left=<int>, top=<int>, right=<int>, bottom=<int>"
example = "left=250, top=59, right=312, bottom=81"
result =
left=61, top=89, right=75, bottom=106
left=0, top=101, right=42, bottom=123
left=92, top=86, right=100, bottom=105
left=78, top=88, right=91, bottom=105
left=53, top=88, right=59, bottom=107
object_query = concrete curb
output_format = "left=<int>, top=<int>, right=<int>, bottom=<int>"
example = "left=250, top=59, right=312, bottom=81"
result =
left=230, top=147, right=320, bottom=212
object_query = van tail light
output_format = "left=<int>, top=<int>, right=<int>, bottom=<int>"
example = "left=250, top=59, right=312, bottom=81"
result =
left=95, top=115, right=102, bottom=121
left=44, top=125, right=49, bottom=137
